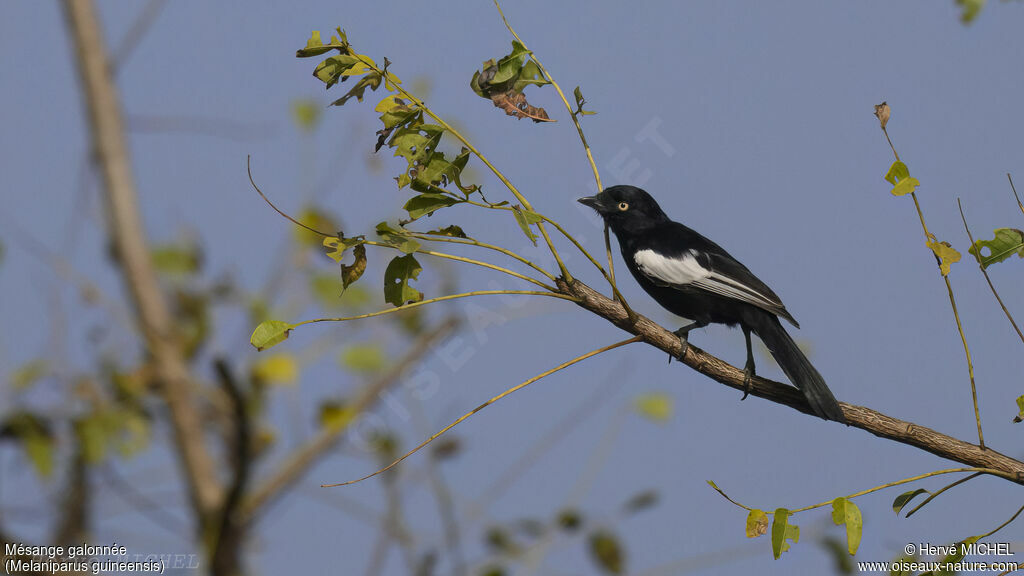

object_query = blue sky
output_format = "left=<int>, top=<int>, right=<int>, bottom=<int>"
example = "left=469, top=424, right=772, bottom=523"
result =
left=3, top=1, right=1024, bottom=574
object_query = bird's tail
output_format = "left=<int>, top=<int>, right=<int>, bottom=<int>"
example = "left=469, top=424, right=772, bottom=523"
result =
left=751, top=313, right=846, bottom=423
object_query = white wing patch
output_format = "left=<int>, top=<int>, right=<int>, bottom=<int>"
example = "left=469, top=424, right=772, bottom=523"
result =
left=633, top=249, right=782, bottom=311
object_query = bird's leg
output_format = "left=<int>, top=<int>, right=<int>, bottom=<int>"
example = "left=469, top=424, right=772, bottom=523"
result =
left=741, top=326, right=756, bottom=400
left=669, top=320, right=706, bottom=363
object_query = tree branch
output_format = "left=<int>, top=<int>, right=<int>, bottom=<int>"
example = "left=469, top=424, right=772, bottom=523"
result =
left=63, top=0, right=221, bottom=517
left=559, top=278, right=1024, bottom=484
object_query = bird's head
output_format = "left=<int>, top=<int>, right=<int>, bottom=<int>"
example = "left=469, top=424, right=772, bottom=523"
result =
left=577, top=185, right=669, bottom=234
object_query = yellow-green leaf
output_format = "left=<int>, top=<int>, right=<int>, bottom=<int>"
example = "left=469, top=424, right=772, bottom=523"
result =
left=587, top=530, right=624, bottom=575
left=771, top=508, right=799, bottom=559
left=1015, top=395, right=1024, bottom=423
left=291, top=98, right=322, bottom=132
left=633, top=393, right=673, bottom=422
left=884, top=161, right=920, bottom=196
left=926, top=235, right=962, bottom=276
left=340, top=344, right=386, bottom=373
left=746, top=509, right=770, bottom=538
left=341, top=244, right=367, bottom=291
left=252, top=353, right=299, bottom=385
left=319, top=401, right=354, bottom=430
left=885, top=161, right=910, bottom=185
left=968, top=228, right=1024, bottom=269
left=383, top=254, right=423, bottom=307
left=11, top=360, right=46, bottom=390
left=250, top=320, right=295, bottom=351
left=892, top=488, right=929, bottom=514
left=512, top=205, right=542, bottom=246
left=830, top=497, right=863, bottom=555
left=403, top=193, right=459, bottom=220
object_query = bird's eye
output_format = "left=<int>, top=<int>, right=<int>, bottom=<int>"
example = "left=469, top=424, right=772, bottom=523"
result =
left=617, top=202, right=629, bottom=211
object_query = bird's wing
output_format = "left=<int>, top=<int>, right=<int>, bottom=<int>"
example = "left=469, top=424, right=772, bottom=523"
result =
left=633, top=246, right=798, bottom=326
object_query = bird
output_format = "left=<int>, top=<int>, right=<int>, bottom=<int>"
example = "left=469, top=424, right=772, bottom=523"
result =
left=578, top=185, right=845, bottom=423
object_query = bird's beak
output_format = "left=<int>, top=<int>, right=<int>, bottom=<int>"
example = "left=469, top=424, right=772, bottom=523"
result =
left=577, top=195, right=605, bottom=212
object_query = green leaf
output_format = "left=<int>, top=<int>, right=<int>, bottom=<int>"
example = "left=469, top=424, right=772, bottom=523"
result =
left=884, top=161, right=920, bottom=196
left=313, top=54, right=362, bottom=88
left=341, top=244, right=367, bottom=291
left=11, top=360, right=47, bottom=391
left=1, top=413, right=54, bottom=478
left=425, top=225, right=468, bottom=238
left=623, top=490, right=659, bottom=513
left=291, top=98, right=322, bottom=132
left=376, top=222, right=421, bottom=254
left=830, top=497, right=863, bottom=555
left=330, top=71, right=383, bottom=107
left=1015, top=395, right=1024, bottom=424
left=892, top=488, right=929, bottom=514
left=926, top=235, right=962, bottom=276
left=403, top=193, right=459, bottom=220
left=323, top=235, right=365, bottom=262
left=319, top=401, right=354, bottom=430
left=556, top=509, right=583, bottom=531
left=250, top=320, right=295, bottom=351
left=24, top=431, right=54, bottom=478
left=573, top=85, right=597, bottom=115
left=512, top=205, right=543, bottom=246
left=340, top=343, right=386, bottom=373
left=252, top=353, right=300, bottom=385
left=383, top=254, right=423, bottom=307
left=296, top=29, right=347, bottom=58
left=294, top=206, right=339, bottom=248
left=956, top=0, right=986, bottom=23
left=891, top=176, right=920, bottom=197
left=471, top=42, right=552, bottom=123
left=884, top=161, right=910, bottom=185
left=587, top=529, right=624, bottom=575
left=746, top=509, right=770, bottom=538
left=151, top=242, right=201, bottom=277
left=633, top=393, right=673, bottom=422
left=968, top=228, right=1024, bottom=268
left=771, top=508, right=799, bottom=559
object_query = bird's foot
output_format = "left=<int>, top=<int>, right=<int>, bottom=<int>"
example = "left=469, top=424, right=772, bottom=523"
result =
left=741, top=362, right=755, bottom=401
left=669, top=328, right=690, bottom=364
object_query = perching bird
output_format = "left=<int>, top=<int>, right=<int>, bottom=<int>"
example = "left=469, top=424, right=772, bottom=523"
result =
left=578, top=185, right=845, bottom=423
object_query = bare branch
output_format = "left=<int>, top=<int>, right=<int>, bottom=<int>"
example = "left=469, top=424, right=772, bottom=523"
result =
left=63, top=0, right=221, bottom=516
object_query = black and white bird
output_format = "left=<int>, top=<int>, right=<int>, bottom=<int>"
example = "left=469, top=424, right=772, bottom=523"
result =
left=579, top=185, right=845, bottom=423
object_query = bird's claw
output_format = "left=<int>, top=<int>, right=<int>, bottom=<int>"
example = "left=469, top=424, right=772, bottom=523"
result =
left=669, top=330, right=690, bottom=364
left=741, top=364, right=755, bottom=400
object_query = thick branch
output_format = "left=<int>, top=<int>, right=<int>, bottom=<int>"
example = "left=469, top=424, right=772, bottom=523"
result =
left=240, top=318, right=459, bottom=523
left=559, top=278, right=1024, bottom=484
left=63, top=0, right=220, bottom=516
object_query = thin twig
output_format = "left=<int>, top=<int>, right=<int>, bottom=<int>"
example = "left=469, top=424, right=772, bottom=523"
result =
left=492, top=0, right=635, bottom=318
left=710, top=468, right=1007, bottom=516
left=408, top=232, right=558, bottom=283
left=979, top=502, right=1024, bottom=539
left=293, top=290, right=577, bottom=329
left=322, top=334, right=644, bottom=487
left=958, top=199, right=1024, bottom=345
left=879, top=119, right=984, bottom=448
left=904, top=471, right=982, bottom=518
left=1009, top=173, right=1024, bottom=217
left=248, top=156, right=333, bottom=237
